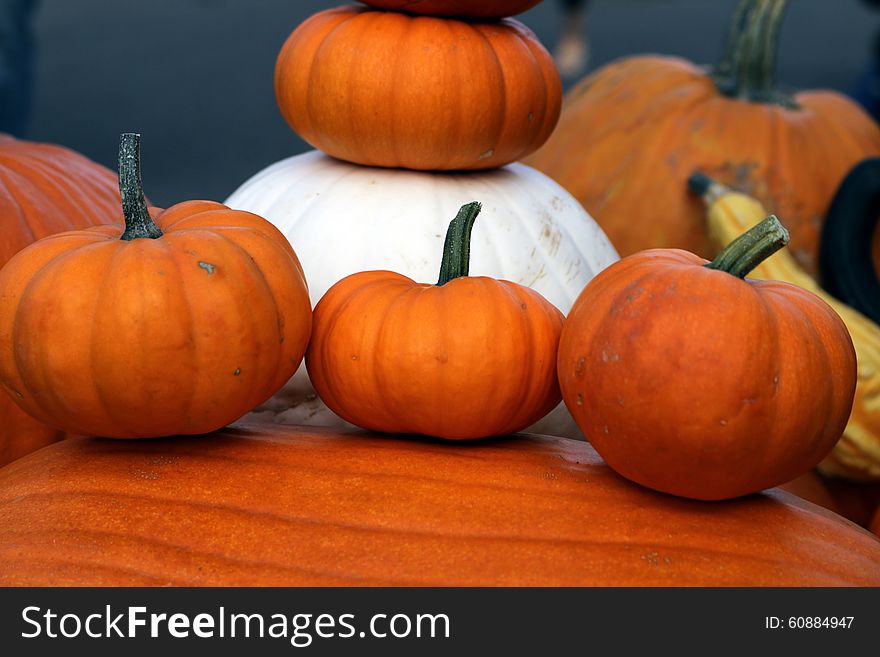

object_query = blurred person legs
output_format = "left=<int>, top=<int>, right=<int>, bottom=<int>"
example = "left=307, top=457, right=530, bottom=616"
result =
left=554, top=0, right=591, bottom=79
left=0, top=0, right=38, bottom=137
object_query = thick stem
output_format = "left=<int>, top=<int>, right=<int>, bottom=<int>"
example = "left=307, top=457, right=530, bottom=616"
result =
left=713, top=0, right=796, bottom=108
left=715, top=0, right=755, bottom=81
left=705, top=214, right=790, bottom=278
left=118, top=133, right=162, bottom=241
left=437, top=201, right=481, bottom=286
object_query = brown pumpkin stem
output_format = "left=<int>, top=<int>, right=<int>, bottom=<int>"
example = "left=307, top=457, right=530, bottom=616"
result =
left=437, top=201, right=482, bottom=286
left=705, top=213, right=790, bottom=278
left=713, top=0, right=796, bottom=109
left=118, top=133, right=162, bottom=241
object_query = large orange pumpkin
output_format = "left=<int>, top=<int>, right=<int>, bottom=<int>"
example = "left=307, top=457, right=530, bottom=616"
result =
left=525, top=0, right=880, bottom=276
left=356, top=0, right=542, bottom=18
left=0, top=421, right=878, bottom=586
left=0, top=134, right=123, bottom=466
left=275, top=6, right=561, bottom=170
left=558, top=216, right=858, bottom=501
left=305, top=202, right=564, bottom=439
left=0, top=134, right=312, bottom=438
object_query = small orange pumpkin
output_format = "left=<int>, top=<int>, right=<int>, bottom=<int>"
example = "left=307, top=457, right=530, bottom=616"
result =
left=0, top=134, right=124, bottom=465
left=275, top=6, right=561, bottom=170
left=0, top=134, right=312, bottom=438
left=356, top=0, right=542, bottom=18
left=305, top=202, right=564, bottom=439
left=526, top=0, right=880, bottom=275
left=558, top=215, right=858, bottom=500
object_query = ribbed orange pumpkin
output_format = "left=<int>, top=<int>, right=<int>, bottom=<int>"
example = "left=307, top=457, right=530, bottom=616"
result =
left=0, top=134, right=123, bottom=465
left=558, top=216, right=858, bottom=500
left=0, top=134, right=311, bottom=438
left=1, top=421, right=878, bottom=586
left=525, top=0, right=880, bottom=276
left=275, top=6, right=561, bottom=170
left=357, top=0, right=542, bottom=18
left=305, top=203, right=564, bottom=439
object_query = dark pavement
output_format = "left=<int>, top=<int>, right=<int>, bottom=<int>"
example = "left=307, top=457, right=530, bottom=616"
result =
left=26, top=0, right=880, bottom=207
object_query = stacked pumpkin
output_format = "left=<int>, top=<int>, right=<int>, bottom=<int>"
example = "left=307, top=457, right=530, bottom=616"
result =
left=226, top=0, right=618, bottom=437
left=0, top=1, right=879, bottom=586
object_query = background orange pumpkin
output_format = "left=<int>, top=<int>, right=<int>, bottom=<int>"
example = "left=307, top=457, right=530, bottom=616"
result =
left=0, top=134, right=123, bottom=466
left=558, top=217, right=858, bottom=500
left=0, top=421, right=878, bottom=586
left=525, top=0, right=880, bottom=276
left=0, top=134, right=311, bottom=438
left=275, top=6, right=561, bottom=170
left=356, top=0, right=543, bottom=18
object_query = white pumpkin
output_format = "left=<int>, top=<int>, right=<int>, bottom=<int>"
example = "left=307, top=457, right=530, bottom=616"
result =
left=225, top=150, right=618, bottom=437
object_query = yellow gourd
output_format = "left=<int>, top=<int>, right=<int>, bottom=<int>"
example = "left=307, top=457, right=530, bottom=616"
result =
left=690, top=173, right=880, bottom=481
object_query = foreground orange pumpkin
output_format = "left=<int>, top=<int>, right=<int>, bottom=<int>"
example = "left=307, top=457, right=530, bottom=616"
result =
left=0, top=134, right=312, bottom=438
left=0, top=421, right=878, bottom=586
left=525, top=0, right=880, bottom=275
left=357, top=0, right=542, bottom=17
left=0, top=134, right=124, bottom=465
left=558, top=216, right=858, bottom=500
left=306, top=203, right=564, bottom=439
left=275, top=6, right=561, bottom=170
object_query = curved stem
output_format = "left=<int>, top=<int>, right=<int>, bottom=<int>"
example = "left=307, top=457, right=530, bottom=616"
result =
left=715, top=0, right=755, bottom=81
left=437, top=201, right=481, bottom=286
left=705, top=214, right=790, bottom=278
left=757, top=0, right=788, bottom=94
left=713, top=0, right=796, bottom=108
left=118, top=133, right=162, bottom=241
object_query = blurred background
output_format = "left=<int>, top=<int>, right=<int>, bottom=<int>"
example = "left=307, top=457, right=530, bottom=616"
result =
left=5, top=0, right=880, bottom=206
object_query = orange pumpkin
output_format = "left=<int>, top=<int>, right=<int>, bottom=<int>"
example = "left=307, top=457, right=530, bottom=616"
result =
left=0, top=134, right=123, bottom=465
left=275, top=6, right=561, bottom=170
left=558, top=216, right=858, bottom=500
left=1, top=421, right=878, bottom=586
left=525, top=0, right=880, bottom=276
left=356, top=0, right=542, bottom=17
left=306, top=202, right=564, bottom=439
left=0, top=134, right=312, bottom=438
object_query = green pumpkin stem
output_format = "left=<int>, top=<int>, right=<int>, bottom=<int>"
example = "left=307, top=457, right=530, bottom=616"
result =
left=705, top=214, right=790, bottom=278
left=715, top=0, right=753, bottom=81
left=437, top=201, right=482, bottom=286
left=118, top=133, right=162, bottom=241
left=713, top=0, right=796, bottom=109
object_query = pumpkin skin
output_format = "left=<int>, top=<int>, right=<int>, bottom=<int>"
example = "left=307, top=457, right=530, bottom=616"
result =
left=0, top=134, right=123, bottom=465
left=356, top=0, right=543, bottom=18
left=526, top=47, right=880, bottom=275
left=0, top=422, right=878, bottom=586
left=0, top=135, right=312, bottom=438
left=306, top=205, right=564, bottom=439
left=274, top=6, right=561, bottom=170
left=691, top=174, right=880, bottom=482
left=226, top=150, right=618, bottom=437
left=558, top=229, right=858, bottom=501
